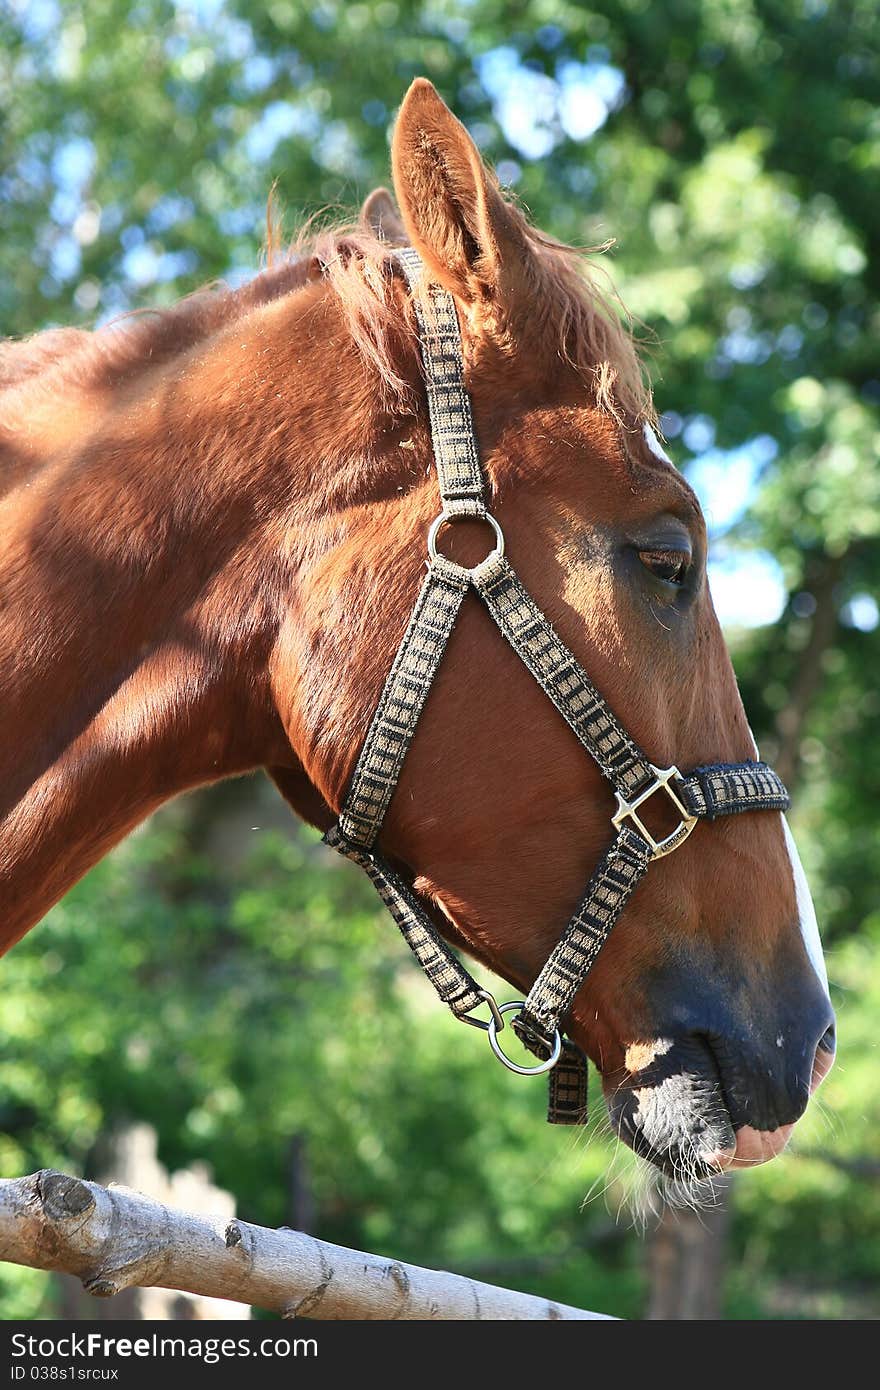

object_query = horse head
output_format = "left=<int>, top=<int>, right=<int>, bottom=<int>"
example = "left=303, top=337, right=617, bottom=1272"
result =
left=0, top=79, right=834, bottom=1186
left=269, top=81, right=834, bottom=1181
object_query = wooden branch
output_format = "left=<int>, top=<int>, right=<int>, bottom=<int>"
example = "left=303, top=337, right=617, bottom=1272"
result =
left=799, top=1150, right=880, bottom=1181
left=0, top=1170, right=611, bottom=1320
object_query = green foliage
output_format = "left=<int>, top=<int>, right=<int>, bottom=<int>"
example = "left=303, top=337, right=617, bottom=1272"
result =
left=2, top=788, right=878, bottom=1319
left=2, top=0, right=878, bottom=1319
left=725, top=923, right=880, bottom=1319
left=0, top=785, right=650, bottom=1319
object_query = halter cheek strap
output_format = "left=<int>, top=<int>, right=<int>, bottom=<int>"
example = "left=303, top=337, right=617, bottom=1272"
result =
left=324, top=247, right=790, bottom=1126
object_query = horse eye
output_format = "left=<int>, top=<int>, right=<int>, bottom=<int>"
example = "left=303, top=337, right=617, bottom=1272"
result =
left=638, top=548, right=691, bottom=585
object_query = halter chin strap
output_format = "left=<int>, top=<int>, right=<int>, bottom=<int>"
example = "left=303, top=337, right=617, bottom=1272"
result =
left=324, top=247, right=790, bottom=1125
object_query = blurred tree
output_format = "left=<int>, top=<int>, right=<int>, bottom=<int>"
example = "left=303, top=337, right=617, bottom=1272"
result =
left=0, top=782, right=647, bottom=1318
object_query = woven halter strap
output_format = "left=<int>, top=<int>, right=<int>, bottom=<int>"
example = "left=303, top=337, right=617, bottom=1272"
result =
left=324, top=247, right=790, bottom=1125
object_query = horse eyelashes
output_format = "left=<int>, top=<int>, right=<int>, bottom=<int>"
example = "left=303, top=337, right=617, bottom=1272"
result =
left=637, top=548, right=692, bottom=586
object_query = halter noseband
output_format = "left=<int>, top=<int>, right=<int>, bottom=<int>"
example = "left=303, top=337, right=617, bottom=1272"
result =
left=324, top=248, right=790, bottom=1125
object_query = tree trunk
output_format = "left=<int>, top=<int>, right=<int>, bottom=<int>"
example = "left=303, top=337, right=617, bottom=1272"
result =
left=287, top=1133, right=316, bottom=1235
left=775, top=554, right=844, bottom=792
left=645, top=1176, right=733, bottom=1320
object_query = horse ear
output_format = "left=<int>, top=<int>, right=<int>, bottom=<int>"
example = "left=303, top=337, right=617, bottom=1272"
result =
left=360, top=188, right=408, bottom=244
left=391, top=78, right=531, bottom=306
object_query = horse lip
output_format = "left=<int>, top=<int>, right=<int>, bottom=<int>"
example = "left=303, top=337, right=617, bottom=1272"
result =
left=604, top=1036, right=738, bottom=1179
left=604, top=1019, right=833, bottom=1177
left=614, top=1098, right=733, bottom=1181
left=703, top=1124, right=795, bottom=1172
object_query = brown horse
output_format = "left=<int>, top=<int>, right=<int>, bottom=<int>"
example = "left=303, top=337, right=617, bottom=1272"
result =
left=0, top=80, right=834, bottom=1182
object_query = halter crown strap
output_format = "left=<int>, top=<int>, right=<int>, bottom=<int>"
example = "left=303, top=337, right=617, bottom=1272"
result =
left=394, top=247, right=486, bottom=516
left=324, top=248, right=790, bottom=1126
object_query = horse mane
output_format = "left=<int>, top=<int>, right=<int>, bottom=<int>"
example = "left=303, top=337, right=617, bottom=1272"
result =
left=0, top=258, right=312, bottom=402
left=0, top=198, right=654, bottom=426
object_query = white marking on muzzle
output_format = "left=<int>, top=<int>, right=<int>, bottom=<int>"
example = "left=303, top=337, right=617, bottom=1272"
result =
left=782, top=816, right=829, bottom=992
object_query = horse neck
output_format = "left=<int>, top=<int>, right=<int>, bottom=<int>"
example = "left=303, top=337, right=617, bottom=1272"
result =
left=0, top=280, right=369, bottom=951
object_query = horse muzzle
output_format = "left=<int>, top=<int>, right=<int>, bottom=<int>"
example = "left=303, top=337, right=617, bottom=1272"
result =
left=602, top=1010, right=836, bottom=1180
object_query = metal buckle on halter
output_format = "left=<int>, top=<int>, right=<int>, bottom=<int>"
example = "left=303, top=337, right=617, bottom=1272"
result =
left=611, top=764, right=698, bottom=860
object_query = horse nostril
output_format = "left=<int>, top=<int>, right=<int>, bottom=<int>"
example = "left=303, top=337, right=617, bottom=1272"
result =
left=818, top=1021, right=836, bottom=1054
left=811, top=1018, right=837, bottom=1095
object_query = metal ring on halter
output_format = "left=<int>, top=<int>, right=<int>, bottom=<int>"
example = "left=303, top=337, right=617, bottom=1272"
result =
left=487, top=1001, right=563, bottom=1075
left=427, top=510, right=505, bottom=566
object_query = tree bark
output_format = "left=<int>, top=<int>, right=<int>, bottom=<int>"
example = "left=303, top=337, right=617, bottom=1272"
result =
left=645, top=1176, right=733, bottom=1320
left=286, top=1134, right=316, bottom=1236
left=775, top=554, right=844, bottom=792
left=0, top=1170, right=611, bottom=1321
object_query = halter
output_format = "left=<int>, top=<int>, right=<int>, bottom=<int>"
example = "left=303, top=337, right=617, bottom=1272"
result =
left=324, top=248, right=790, bottom=1124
